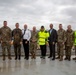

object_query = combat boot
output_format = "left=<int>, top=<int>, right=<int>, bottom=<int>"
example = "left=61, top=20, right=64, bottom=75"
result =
left=31, top=56, right=33, bottom=59
left=3, top=55, right=5, bottom=61
left=64, top=56, right=68, bottom=60
left=34, top=56, right=36, bottom=59
left=33, top=54, right=36, bottom=59
left=73, top=57, right=76, bottom=60
left=56, top=56, right=60, bottom=59
left=68, top=56, right=71, bottom=61
left=8, top=57, right=12, bottom=60
left=31, top=52, right=33, bottom=59
left=59, top=56, right=63, bottom=61
left=8, top=55, right=12, bottom=60
left=32, top=53, right=35, bottom=59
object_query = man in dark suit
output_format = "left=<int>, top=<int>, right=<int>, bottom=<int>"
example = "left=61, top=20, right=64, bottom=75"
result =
left=48, top=24, right=57, bottom=60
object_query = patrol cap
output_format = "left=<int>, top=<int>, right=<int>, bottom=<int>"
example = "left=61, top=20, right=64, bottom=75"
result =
left=41, top=26, right=44, bottom=28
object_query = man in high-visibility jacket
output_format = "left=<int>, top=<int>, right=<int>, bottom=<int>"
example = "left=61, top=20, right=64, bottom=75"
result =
left=73, top=31, right=76, bottom=60
left=38, top=26, right=49, bottom=59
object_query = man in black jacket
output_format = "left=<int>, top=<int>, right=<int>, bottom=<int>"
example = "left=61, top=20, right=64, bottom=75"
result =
left=48, top=24, right=57, bottom=60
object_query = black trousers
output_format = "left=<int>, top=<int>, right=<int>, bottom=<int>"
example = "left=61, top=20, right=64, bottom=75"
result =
left=49, top=43, right=55, bottom=59
left=40, top=45, right=46, bottom=57
left=23, top=39, right=29, bottom=59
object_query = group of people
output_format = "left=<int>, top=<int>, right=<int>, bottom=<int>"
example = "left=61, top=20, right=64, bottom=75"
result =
left=0, top=21, right=76, bottom=61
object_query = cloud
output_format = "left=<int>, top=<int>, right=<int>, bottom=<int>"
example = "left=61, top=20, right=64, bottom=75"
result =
left=0, top=0, right=76, bottom=30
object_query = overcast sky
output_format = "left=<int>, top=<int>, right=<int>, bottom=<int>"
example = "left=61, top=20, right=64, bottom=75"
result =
left=0, top=0, right=76, bottom=30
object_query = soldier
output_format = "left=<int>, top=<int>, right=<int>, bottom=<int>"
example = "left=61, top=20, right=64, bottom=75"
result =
left=57, top=24, right=66, bottom=61
left=12, top=23, right=22, bottom=60
left=0, top=21, right=12, bottom=60
left=30, top=26, right=38, bottom=59
left=65, top=25, right=73, bottom=61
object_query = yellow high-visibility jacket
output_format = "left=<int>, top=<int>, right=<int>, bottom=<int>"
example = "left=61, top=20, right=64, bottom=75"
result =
left=38, top=30, right=49, bottom=45
left=74, top=31, right=76, bottom=45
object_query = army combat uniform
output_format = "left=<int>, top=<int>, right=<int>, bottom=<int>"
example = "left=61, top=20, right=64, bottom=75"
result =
left=0, top=26, right=12, bottom=60
left=30, top=31, right=38, bottom=59
left=65, top=30, right=73, bottom=61
left=12, top=28, right=22, bottom=60
left=57, top=29, right=66, bottom=61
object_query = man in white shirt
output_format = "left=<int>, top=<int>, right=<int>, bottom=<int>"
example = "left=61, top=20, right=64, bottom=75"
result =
left=22, top=24, right=31, bottom=60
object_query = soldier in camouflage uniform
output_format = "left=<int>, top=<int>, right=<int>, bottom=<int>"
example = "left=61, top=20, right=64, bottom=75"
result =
left=57, top=24, right=66, bottom=61
left=12, top=23, right=22, bottom=60
left=65, top=25, right=73, bottom=61
left=30, top=26, right=38, bottom=59
left=0, top=21, right=12, bottom=60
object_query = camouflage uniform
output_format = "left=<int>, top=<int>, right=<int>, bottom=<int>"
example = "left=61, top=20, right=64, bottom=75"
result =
left=0, top=26, right=12, bottom=60
left=12, top=28, right=22, bottom=60
left=30, top=31, right=38, bottom=59
left=57, top=29, right=66, bottom=61
left=65, top=30, right=73, bottom=61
